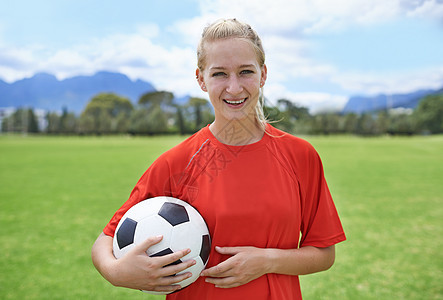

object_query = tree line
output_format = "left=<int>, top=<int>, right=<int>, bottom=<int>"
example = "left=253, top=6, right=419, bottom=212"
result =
left=2, top=91, right=442, bottom=136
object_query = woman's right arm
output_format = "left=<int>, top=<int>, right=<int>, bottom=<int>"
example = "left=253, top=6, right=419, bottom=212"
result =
left=91, top=232, right=196, bottom=293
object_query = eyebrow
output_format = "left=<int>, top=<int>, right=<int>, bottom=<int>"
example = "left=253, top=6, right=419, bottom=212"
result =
left=209, top=64, right=256, bottom=71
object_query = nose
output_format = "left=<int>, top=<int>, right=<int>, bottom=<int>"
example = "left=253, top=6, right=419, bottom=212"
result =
left=225, top=75, right=243, bottom=95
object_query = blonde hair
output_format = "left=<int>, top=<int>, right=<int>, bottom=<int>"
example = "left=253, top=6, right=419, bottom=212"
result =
left=197, top=18, right=268, bottom=129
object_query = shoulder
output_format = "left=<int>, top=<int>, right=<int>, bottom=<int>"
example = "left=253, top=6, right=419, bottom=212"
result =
left=266, top=124, right=318, bottom=157
left=155, top=126, right=212, bottom=169
left=265, top=125, right=324, bottom=181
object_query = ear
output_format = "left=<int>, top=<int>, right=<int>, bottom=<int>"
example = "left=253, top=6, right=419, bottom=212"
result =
left=260, top=64, right=267, bottom=87
left=196, top=68, right=207, bottom=92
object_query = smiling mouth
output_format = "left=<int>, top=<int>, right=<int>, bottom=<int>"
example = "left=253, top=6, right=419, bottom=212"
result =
left=223, top=98, right=247, bottom=105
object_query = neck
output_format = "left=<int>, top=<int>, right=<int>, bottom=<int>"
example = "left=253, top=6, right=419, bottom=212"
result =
left=209, top=118, right=265, bottom=146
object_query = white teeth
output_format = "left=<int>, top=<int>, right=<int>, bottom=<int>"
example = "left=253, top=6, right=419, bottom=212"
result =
left=225, top=98, right=246, bottom=104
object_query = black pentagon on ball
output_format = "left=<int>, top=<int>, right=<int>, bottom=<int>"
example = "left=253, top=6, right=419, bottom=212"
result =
left=150, top=248, right=182, bottom=267
left=116, top=217, right=137, bottom=249
left=158, top=202, right=189, bottom=226
left=200, top=234, right=211, bottom=264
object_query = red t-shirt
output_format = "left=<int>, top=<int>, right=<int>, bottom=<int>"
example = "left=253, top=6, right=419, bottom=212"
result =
left=103, top=124, right=346, bottom=299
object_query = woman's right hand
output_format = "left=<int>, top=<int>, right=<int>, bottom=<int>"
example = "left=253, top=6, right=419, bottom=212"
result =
left=92, top=233, right=196, bottom=293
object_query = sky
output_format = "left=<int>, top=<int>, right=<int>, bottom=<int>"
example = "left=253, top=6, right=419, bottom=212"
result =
left=1, top=0, right=443, bottom=112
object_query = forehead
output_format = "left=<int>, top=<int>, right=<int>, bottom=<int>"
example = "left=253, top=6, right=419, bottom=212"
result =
left=204, top=38, right=260, bottom=69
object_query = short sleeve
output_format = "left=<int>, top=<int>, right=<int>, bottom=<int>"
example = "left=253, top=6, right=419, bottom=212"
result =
left=299, top=147, right=346, bottom=248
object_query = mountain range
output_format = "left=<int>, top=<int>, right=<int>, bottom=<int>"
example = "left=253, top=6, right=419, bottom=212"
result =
left=342, top=87, right=442, bottom=114
left=0, top=71, right=155, bottom=113
left=0, top=71, right=440, bottom=114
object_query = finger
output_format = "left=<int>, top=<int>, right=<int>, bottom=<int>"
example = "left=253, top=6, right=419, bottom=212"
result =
left=215, top=246, right=241, bottom=255
left=200, top=261, right=232, bottom=277
left=136, top=235, right=164, bottom=253
left=160, top=258, right=196, bottom=278
left=139, top=268, right=194, bottom=292
left=148, top=283, right=183, bottom=293
left=155, top=248, right=192, bottom=268
left=205, top=276, right=239, bottom=288
left=157, top=270, right=194, bottom=286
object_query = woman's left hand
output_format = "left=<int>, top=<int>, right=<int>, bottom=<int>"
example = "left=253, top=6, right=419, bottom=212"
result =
left=200, top=246, right=271, bottom=288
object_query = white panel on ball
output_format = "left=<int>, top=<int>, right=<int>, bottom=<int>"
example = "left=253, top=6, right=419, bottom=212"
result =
left=112, top=196, right=211, bottom=295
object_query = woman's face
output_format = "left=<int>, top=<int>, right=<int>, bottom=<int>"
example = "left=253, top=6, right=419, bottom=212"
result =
left=197, top=38, right=267, bottom=124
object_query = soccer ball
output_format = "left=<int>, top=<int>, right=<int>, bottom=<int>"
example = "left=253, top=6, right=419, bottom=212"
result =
left=112, top=196, right=211, bottom=294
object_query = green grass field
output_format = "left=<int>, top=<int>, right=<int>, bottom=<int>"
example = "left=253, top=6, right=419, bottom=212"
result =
left=0, top=134, right=442, bottom=299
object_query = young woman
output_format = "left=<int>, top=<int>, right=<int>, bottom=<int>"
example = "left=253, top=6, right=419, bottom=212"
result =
left=92, top=18, right=346, bottom=300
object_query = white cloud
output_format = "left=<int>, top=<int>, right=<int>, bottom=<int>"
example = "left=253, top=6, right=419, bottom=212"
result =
left=196, top=0, right=443, bottom=34
left=185, top=0, right=443, bottom=108
left=86, top=32, right=200, bottom=96
left=1, top=0, right=442, bottom=113
left=0, top=26, right=202, bottom=97
left=134, top=23, right=161, bottom=39
left=332, top=66, right=443, bottom=95
left=404, top=0, right=443, bottom=19
left=0, top=46, right=40, bottom=81
left=265, top=82, right=349, bottom=113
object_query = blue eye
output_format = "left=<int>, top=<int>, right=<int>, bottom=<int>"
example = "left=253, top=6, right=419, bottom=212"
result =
left=240, top=70, right=254, bottom=75
left=212, top=72, right=226, bottom=77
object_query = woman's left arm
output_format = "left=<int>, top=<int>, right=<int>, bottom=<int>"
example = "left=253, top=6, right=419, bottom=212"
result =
left=200, top=245, right=335, bottom=289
